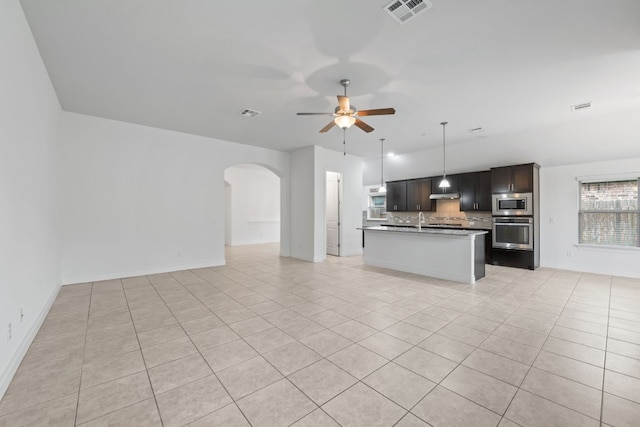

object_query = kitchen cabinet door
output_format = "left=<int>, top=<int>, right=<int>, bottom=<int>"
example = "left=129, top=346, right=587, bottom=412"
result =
left=511, top=164, right=534, bottom=193
left=475, top=171, right=492, bottom=211
left=491, top=167, right=513, bottom=194
left=386, top=181, right=407, bottom=212
left=406, top=179, right=432, bottom=211
left=491, top=164, right=534, bottom=194
left=460, top=171, right=491, bottom=211
left=459, top=173, right=476, bottom=211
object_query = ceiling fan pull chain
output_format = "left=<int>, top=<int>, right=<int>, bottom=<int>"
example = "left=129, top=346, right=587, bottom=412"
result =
left=343, top=128, right=347, bottom=156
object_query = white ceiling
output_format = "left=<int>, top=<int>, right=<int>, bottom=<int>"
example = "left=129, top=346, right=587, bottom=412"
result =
left=20, top=0, right=640, bottom=159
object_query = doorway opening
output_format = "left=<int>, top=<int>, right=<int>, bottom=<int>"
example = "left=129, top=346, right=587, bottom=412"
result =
left=224, top=164, right=281, bottom=247
left=326, top=171, right=342, bottom=256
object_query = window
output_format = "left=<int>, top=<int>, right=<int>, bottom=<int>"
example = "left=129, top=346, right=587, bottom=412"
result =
left=578, top=178, right=639, bottom=247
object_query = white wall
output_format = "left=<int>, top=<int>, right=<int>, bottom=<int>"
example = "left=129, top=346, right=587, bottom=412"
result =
left=58, top=112, right=290, bottom=284
left=315, top=147, right=364, bottom=258
left=289, top=146, right=364, bottom=261
left=540, top=158, right=640, bottom=278
left=289, top=146, right=316, bottom=261
left=224, top=165, right=280, bottom=246
left=0, top=0, right=62, bottom=397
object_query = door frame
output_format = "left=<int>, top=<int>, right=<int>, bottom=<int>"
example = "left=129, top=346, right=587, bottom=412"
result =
left=325, top=171, right=342, bottom=257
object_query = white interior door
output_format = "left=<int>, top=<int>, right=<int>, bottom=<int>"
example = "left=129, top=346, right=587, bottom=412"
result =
left=326, top=171, right=341, bottom=256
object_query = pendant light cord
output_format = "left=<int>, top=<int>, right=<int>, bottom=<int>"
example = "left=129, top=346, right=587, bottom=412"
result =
left=380, top=138, right=385, bottom=186
left=441, top=121, right=448, bottom=177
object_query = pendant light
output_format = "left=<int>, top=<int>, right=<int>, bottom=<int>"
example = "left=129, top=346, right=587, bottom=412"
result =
left=438, top=121, right=450, bottom=188
left=378, top=138, right=386, bottom=193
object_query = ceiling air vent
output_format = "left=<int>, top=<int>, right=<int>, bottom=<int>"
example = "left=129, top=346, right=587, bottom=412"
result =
left=239, top=108, right=261, bottom=118
left=571, top=102, right=592, bottom=112
left=384, top=0, right=433, bottom=24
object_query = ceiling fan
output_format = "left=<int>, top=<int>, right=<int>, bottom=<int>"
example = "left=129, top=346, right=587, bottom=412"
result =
left=297, top=79, right=396, bottom=133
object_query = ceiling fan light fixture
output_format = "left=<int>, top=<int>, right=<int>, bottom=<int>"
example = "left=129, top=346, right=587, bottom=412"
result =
left=297, top=79, right=395, bottom=135
left=335, top=115, right=356, bottom=129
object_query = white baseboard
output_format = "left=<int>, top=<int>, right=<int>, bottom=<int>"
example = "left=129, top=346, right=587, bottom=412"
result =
left=61, top=259, right=226, bottom=285
left=341, top=248, right=364, bottom=257
left=229, top=239, right=280, bottom=246
left=0, top=281, right=62, bottom=400
left=540, top=259, right=640, bottom=279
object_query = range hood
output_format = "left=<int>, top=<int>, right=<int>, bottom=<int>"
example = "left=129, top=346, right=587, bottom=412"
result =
left=429, top=192, right=460, bottom=200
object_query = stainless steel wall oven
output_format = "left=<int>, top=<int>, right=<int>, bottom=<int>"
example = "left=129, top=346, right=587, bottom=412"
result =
left=492, top=217, right=533, bottom=250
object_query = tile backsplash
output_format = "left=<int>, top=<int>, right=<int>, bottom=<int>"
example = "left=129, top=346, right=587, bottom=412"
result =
left=386, top=199, right=492, bottom=229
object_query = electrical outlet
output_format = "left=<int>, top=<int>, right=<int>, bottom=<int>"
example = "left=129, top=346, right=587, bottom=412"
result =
left=7, top=322, right=11, bottom=341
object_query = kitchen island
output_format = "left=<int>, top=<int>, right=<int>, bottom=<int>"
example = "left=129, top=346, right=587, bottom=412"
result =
left=361, top=226, right=487, bottom=284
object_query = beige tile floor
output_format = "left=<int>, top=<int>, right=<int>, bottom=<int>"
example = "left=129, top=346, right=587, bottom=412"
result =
left=1, top=243, right=640, bottom=426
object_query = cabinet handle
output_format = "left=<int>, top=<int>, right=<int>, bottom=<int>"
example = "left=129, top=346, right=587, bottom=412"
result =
left=417, top=204, right=420, bottom=210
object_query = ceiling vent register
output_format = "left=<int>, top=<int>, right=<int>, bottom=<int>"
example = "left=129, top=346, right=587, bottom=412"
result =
left=384, top=0, right=433, bottom=24
left=239, top=108, right=261, bottom=118
left=571, top=102, right=592, bottom=112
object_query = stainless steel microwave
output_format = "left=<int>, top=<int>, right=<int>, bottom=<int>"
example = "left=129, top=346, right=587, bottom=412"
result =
left=492, top=193, right=533, bottom=216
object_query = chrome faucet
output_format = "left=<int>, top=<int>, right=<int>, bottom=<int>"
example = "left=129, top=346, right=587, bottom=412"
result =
left=418, top=211, right=425, bottom=231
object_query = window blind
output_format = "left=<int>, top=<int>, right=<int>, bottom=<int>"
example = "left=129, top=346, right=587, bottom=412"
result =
left=578, top=179, right=639, bottom=247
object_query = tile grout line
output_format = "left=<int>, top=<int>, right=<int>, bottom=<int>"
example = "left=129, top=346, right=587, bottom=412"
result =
left=120, top=277, right=166, bottom=427
left=72, top=281, right=93, bottom=427
left=598, top=276, right=613, bottom=427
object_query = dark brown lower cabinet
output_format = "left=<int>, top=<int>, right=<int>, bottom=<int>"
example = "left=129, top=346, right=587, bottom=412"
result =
left=484, top=231, right=492, bottom=265
left=492, top=248, right=537, bottom=270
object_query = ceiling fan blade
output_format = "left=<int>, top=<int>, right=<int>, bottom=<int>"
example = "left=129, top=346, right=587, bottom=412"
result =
left=337, top=95, right=350, bottom=113
left=354, top=119, right=374, bottom=133
left=356, top=108, right=396, bottom=117
left=297, top=112, right=335, bottom=115
left=319, top=121, right=336, bottom=133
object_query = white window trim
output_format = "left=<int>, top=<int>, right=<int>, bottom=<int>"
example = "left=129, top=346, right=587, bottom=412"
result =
left=576, top=174, right=639, bottom=249
left=575, top=172, right=640, bottom=183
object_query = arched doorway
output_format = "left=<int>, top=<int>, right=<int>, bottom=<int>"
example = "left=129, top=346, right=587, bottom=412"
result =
left=224, top=164, right=281, bottom=247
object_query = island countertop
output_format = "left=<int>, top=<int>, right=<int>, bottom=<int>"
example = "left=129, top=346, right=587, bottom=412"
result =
left=359, top=225, right=487, bottom=237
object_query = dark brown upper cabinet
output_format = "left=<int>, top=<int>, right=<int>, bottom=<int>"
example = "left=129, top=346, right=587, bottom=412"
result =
left=406, top=178, right=433, bottom=212
left=386, top=181, right=407, bottom=212
left=460, top=171, right=491, bottom=211
left=491, top=164, right=536, bottom=193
